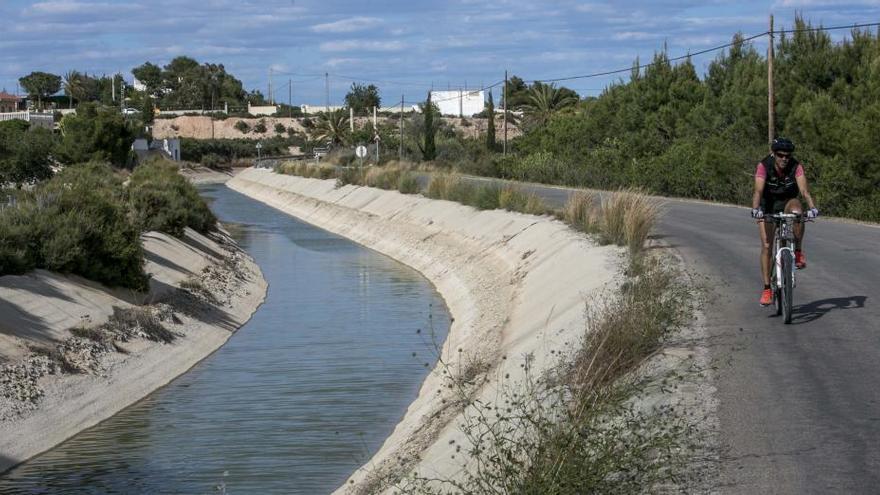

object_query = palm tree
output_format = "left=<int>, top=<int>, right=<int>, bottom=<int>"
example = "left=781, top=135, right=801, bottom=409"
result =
left=521, top=83, right=578, bottom=129
left=312, top=108, right=350, bottom=146
left=62, top=70, right=84, bottom=109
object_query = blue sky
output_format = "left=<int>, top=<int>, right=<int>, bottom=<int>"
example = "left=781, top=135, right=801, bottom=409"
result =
left=1, top=0, right=878, bottom=106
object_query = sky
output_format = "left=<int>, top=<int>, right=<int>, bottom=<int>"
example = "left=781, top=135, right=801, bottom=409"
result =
left=1, top=0, right=878, bottom=106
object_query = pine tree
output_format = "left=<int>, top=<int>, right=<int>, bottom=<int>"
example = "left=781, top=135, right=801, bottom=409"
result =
left=423, top=92, right=436, bottom=161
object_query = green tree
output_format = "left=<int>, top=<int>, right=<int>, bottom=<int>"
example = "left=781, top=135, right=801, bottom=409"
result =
left=19, top=71, right=62, bottom=111
left=521, top=82, right=579, bottom=130
left=344, top=83, right=381, bottom=116
left=486, top=90, right=496, bottom=151
left=62, top=70, right=85, bottom=109
left=421, top=93, right=437, bottom=161
left=57, top=102, right=134, bottom=166
left=0, top=120, right=55, bottom=185
left=312, top=108, right=350, bottom=145
left=132, top=62, right=164, bottom=98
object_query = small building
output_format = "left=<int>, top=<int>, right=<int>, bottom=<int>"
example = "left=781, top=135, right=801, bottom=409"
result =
left=132, top=137, right=181, bottom=163
left=299, top=104, right=346, bottom=115
left=429, top=90, right=485, bottom=117
left=0, top=91, right=22, bottom=113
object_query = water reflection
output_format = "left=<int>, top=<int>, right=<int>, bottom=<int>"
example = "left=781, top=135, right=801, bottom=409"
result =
left=0, top=183, right=449, bottom=494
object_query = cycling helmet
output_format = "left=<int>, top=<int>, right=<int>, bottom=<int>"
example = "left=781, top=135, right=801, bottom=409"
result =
left=771, top=137, right=795, bottom=153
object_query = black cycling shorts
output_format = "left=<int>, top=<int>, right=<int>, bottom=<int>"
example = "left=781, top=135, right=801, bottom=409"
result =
left=761, top=196, right=796, bottom=215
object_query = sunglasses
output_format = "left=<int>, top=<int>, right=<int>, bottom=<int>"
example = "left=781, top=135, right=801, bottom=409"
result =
left=774, top=152, right=791, bottom=159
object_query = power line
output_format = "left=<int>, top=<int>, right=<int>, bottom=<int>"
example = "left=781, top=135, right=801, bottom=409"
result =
left=528, top=20, right=879, bottom=85
left=530, top=30, right=769, bottom=84
left=775, top=21, right=880, bottom=34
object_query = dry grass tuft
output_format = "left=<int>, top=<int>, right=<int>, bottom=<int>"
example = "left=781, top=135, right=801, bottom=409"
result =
left=564, top=188, right=659, bottom=254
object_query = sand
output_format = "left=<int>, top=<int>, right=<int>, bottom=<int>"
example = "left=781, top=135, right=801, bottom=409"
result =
left=0, top=215, right=268, bottom=472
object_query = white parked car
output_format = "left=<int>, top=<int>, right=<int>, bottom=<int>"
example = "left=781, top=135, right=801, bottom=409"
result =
left=122, top=107, right=140, bottom=115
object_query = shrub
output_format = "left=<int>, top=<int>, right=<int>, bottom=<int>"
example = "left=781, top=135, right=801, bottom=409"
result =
left=3, top=162, right=151, bottom=290
left=127, top=159, right=217, bottom=236
left=274, top=122, right=286, bottom=134
left=397, top=173, right=421, bottom=194
left=253, top=120, right=267, bottom=134
left=234, top=120, right=250, bottom=133
left=473, top=184, right=501, bottom=210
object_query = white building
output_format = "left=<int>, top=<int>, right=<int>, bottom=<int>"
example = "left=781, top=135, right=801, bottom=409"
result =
left=429, top=90, right=485, bottom=117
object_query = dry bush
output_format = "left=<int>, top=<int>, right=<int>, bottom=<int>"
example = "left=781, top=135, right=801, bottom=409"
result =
left=425, top=173, right=461, bottom=200
left=564, top=189, right=658, bottom=253
left=563, top=190, right=600, bottom=234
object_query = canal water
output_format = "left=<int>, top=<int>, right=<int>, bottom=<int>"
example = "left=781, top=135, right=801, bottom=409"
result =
left=0, top=184, right=449, bottom=494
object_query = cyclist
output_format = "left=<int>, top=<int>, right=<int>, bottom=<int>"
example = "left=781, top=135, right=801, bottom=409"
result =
left=750, top=137, right=819, bottom=306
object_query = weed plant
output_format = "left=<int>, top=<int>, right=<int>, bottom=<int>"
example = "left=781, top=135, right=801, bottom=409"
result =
left=394, top=257, right=696, bottom=494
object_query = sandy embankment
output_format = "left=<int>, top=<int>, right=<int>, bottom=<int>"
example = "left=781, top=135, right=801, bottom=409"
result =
left=0, top=220, right=268, bottom=473
left=227, top=168, right=622, bottom=492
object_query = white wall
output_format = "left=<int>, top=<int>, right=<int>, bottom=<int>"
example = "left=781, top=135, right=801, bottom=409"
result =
left=430, top=90, right=484, bottom=117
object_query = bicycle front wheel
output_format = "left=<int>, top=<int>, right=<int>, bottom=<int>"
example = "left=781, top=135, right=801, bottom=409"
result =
left=781, top=250, right=794, bottom=324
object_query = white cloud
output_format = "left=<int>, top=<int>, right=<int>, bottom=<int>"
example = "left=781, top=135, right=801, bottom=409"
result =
left=311, top=16, right=382, bottom=33
left=613, top=31, right=657, bottom=41
left=27, top=1, right=142, bottom=15
left=319, top=40, right=406, bottom=52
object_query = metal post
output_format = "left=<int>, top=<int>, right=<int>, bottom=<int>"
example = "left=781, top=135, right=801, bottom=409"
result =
left=325, top=72, right=330, bottom=113
left=399, top=94, right=404, bottom=161
left=288, top=78, right=292, bottom=119
left=374, top=106, right=379, bottom=162
left=768, top=15, right=775, bottom=147
left=350, top=106, right=354, bottom=133
left=503, top=70, right=508, bottom=157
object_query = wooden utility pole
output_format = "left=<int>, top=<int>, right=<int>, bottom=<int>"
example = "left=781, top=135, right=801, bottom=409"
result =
left=399, top=94, right=404, bottom=161
left=325, top=72, right=330, bottom=113
left=768, top=14, right=775, bottom=147
left=503, top=70, right=508, bottom=157
left=288, top=78, right=292, bottom=119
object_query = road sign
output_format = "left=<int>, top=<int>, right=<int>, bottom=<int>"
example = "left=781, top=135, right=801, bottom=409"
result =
left=355, top=145, right=367, bottom=158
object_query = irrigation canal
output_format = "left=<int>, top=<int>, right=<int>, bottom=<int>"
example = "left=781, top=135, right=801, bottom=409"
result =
left=0, top=184, right=449, bottom=494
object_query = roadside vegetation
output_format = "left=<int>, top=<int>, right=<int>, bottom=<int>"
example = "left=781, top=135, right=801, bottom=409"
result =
left=0, top=158, right=215, bottom=290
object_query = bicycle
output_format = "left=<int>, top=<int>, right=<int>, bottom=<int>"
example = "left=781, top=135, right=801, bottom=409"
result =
left=766, top=212, right=811, bottom=324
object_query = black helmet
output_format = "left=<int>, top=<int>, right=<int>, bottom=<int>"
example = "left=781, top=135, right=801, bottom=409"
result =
left=771, top=137, right=795, bottom=153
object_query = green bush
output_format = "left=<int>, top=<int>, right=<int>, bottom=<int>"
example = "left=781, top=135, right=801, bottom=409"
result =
left=274, top=123, right=286, bottom=134
left=0, top=162, right=149, bottom=290
left=253, top=120, right=267, bottom=133
left=128, top=159, right=217, bottom=236
left=234, top=120, right=250, bottom=133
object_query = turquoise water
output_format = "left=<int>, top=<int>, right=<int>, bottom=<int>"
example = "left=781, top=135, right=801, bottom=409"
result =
left=0, top=184, right=449, bottom=494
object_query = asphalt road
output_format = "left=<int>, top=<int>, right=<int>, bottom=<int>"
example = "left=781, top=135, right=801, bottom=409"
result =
left=457, top=175, right=880, bottom=494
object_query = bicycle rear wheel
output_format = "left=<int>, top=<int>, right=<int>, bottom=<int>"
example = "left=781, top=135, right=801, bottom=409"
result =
left=781, top=250, right=794, bottom=324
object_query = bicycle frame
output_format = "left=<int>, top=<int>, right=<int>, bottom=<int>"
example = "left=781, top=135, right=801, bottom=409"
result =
left=770, top=213, right=800, bottom=290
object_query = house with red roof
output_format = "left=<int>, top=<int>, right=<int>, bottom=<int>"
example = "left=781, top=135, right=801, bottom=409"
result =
left=0, top=91, right=23, bottom=113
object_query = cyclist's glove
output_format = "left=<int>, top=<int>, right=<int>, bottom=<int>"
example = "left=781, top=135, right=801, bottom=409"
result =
left=751, top=207, right=764, bottom=219
left=807, top=207, right=819, bottom=219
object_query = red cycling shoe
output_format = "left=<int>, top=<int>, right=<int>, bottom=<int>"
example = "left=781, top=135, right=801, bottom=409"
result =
left=795, top=251, right=806, bottom=269
left=760, top=288, right=773, bottom=306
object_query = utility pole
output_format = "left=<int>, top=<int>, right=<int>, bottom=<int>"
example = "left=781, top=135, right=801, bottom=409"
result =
left=767, top=14, right=776, bottom=147
left=373, top=106, right=379, bottom=162
left=288, top=78, right=292, bottom=119
left=325, top=72, right=330, bottom=113
left=399, top=94, right=404, bottom=161
left=503, top=70, right=508, bottom=157
left=268, top=68, right=273, bottom=104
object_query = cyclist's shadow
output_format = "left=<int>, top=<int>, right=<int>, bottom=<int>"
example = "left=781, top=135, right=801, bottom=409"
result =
left=784, top=295, right=867, bottom=324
